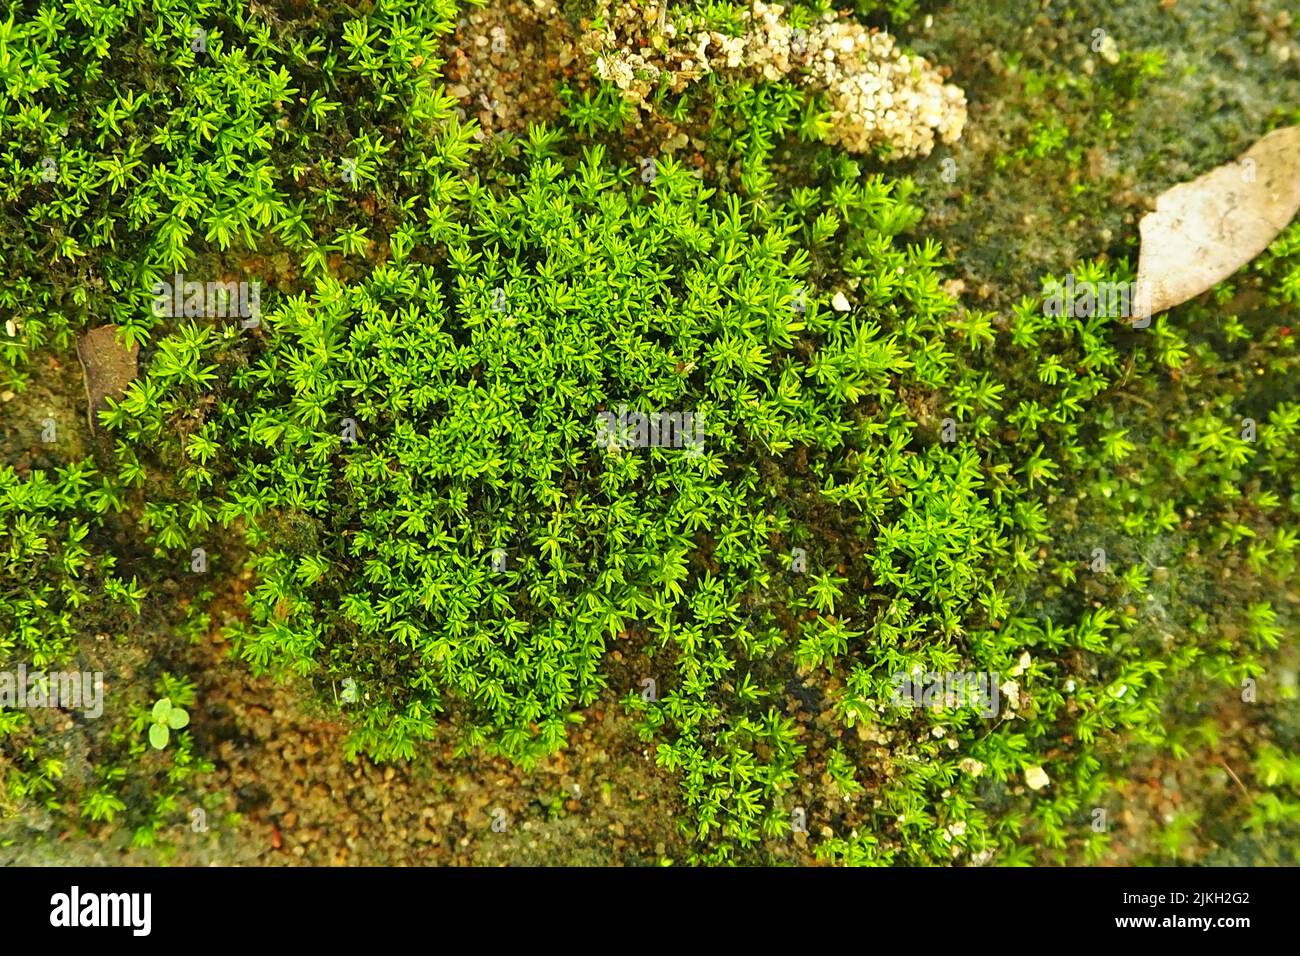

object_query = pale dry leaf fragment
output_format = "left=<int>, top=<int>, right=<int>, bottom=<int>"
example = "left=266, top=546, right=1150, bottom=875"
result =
left=1097, top=34, right=1120, bottom=65
left=77, top=325, right=138, bottom=430
left=1009, top=650, right=1031, bottom=677
left=1000, top=678, right=1021, bottom=711
left=1024, top=765, right=1050, bottom=791
left=1134, top=125, right=1300, bottom=320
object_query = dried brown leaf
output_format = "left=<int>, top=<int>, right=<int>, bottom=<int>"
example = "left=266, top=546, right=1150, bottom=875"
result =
left=1134, top=125, right=1300, bottom=322
left=76, top=325, right=138, bottom=430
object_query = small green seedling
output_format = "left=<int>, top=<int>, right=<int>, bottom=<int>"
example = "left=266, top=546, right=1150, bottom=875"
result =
left=147, top=697, right=190, bottom=749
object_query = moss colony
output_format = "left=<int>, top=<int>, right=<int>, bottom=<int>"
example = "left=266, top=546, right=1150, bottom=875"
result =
left=1, top=0, right=1298, bottom=865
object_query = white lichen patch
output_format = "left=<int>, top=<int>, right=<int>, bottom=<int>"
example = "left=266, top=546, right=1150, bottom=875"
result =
left=581, top=0, right=966, bottom=159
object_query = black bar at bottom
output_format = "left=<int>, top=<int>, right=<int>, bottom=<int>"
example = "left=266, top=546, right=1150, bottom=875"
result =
left=0, top=865, right=1276, bottom=943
